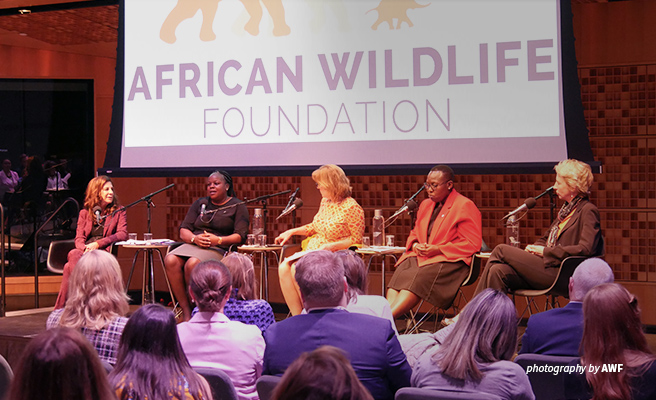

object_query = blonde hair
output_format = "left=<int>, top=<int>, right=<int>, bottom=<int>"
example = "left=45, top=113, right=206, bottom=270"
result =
left=311, top=164, right=352, bottom=201
left=222, top=252, right=259, bottom=300
left=83, top=176, right=120, bottom=213
left=60, top=251, right=129, bottom=331
left=554, top=159, right=593, bottom=195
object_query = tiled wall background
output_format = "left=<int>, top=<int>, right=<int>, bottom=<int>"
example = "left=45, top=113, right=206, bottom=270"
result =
left=166, top=63, right=656, bottom=283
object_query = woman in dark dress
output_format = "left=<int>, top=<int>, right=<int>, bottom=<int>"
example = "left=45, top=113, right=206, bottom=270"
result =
left=164, top=170, right=248, bottom=321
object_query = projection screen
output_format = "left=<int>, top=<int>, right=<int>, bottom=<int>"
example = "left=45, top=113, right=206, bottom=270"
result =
left=104, top=0, right=593, bottom=176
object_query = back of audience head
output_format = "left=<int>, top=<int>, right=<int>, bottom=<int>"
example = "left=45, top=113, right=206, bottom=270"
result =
left=9, top=327, right=115, bottom=400
left=581, top=283, right=654, bottom=400
left=222, top=252, right=258, bottom=300
left=61, top=250, right=129, bottom=330
left=295, top=251, right=346, bottom=309
left=569, top=257, right=614, bottom=301
left=271, top=345, right=374, bottom=400
left=189, top=260, right=232, bottom=313
left=435, top=289, right=517, bottom=381
left=336, top=250, right=367, bottom=302
left=110, top=304, right=210, bottom=400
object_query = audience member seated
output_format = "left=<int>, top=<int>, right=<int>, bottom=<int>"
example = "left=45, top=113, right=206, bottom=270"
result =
left=271, top=345, right=374, bottom=400
left=44, top=160, right=70, bottom=191
left=474, top=159, right=603, bottom=297
left=47, top=250, right=129, bottom=365
left=564, top=283, right=656, bottom=400
left=0, top=159, right=19, bottom=204
left=412, top=289, right=535, bottom=400
left=336, top=249, right=398, bottom=335
left=520, top=257, right=614, bottom=356
left=178, top=260, right=265, bottom=400
left=55, top=175, right=128, bottom=309
left=165, top=170, right=249, bottom=321
left=109, top=304, right=212, bottom=400
left=8, top=327, right=116, bottom=400
left=263, top=251, right=411, bottom=400
left=16, top=155, right=47, bottom=218
left=397, top=324, right=456, bottom=369
left=220, top=252, right=275, bottom=332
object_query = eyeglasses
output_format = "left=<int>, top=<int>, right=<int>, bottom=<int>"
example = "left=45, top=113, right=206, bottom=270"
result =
left=424, top=181, right=450, bottom=191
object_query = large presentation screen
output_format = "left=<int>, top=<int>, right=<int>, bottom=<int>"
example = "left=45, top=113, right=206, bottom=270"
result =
left=107, top=0, right=589, bottom=175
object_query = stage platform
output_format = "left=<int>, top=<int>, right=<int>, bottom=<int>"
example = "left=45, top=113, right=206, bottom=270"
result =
left=0, top=308, right=51, bottom=369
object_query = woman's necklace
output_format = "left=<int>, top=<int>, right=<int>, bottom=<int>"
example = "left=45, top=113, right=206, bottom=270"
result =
left=211, top=196, right=232, bottom=206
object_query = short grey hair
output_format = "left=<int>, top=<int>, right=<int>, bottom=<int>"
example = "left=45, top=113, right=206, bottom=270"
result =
left=570, top=258, right=614, bottom=301
left=295, top=251, right=345, bottom=307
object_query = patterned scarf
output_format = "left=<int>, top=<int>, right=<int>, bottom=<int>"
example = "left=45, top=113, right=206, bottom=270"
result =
left=546, top=195, right=585, bottom=247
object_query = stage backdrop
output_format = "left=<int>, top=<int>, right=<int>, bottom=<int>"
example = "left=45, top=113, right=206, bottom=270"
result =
left=104, top=0, right=593, bottom=176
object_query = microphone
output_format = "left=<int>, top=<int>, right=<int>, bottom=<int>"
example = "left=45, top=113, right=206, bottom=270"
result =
left=535, top=186, right=555, bottom=200
left=389, top=199, right=420, bottom=220
left=200, top=203, right=206, bottom=218
left=277, top=198, right=303, bottom=220
left=285, top=187, right=300, bottom=210
left=389, top=186, right=425, bottom=220
left=503, top=197, right=537, bottom=220
left=92, top=206, right=102, bottom=224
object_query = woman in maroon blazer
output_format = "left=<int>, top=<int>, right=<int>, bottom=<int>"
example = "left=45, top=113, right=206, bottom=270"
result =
left=54, top=176, right=127, bottom=309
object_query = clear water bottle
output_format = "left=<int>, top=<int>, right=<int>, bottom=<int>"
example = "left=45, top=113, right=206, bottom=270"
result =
left=252, top=208, right=264, bottom=236
left=506, top=215, right=520, bottom=247
left=372, top=209, right=385, bottom=246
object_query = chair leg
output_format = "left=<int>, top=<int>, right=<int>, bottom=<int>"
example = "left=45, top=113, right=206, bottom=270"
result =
left=405, top=300, right=439, bottom=335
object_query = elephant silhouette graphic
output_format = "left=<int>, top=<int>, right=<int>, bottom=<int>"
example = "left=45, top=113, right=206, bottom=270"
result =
left=160, top=0, right=291, bottom=44
left=368, top=0, right=429, bottom=30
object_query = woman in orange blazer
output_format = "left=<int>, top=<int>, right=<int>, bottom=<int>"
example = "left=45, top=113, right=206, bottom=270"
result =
left=387, top=165, right=482, bottom=318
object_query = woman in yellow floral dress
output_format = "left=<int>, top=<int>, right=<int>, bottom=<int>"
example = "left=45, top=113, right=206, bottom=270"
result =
left=275, top=164, right=365, bottom=315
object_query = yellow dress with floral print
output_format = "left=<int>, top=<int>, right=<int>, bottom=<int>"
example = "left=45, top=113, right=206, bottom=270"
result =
left=303, top=197, right=365, bottom=250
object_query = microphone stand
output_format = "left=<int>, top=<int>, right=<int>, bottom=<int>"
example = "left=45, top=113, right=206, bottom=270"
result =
left=108, top=183, right=175, bottom=233
left=248, top=190, right=291, bottom=239
left=205, top=190, right=292, bottom=240
left=385, top=186, right=424, bottom=228
left=548, top=190, right=557, bottom=224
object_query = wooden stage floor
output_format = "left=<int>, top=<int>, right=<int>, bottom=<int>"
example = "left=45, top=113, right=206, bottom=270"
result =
left=0, top=308, right=51, bottom=369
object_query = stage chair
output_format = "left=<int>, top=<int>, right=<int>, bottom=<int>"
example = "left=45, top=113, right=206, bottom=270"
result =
left=0, top=354, right=13, bottom=400
left=46, top=239, right=118, bottom=274
left=395, top=387, right=488, bottom=400
left=193, top=367, right=239, bottom=400
left=405, top=242, right=489, bottom=334
left=46, top=239, right=75, bottom=274
left=514, top=353, right=579, bottom=400
left=277, top=243, right=302, bottom=266
left=512, top=237, right=605, bottom=320
left=256, top=375, right=282, bottom=400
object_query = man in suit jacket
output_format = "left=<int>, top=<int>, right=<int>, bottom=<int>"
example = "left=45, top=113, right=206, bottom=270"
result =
left=519, top=257, right=614, bottom=356
left=263, top=251, right=411, bottom=400
left=387, top=165, right=482, bottom=318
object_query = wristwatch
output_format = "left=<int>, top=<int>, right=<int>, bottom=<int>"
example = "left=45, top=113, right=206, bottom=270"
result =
left=191, top=236, right=195, bottom=244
